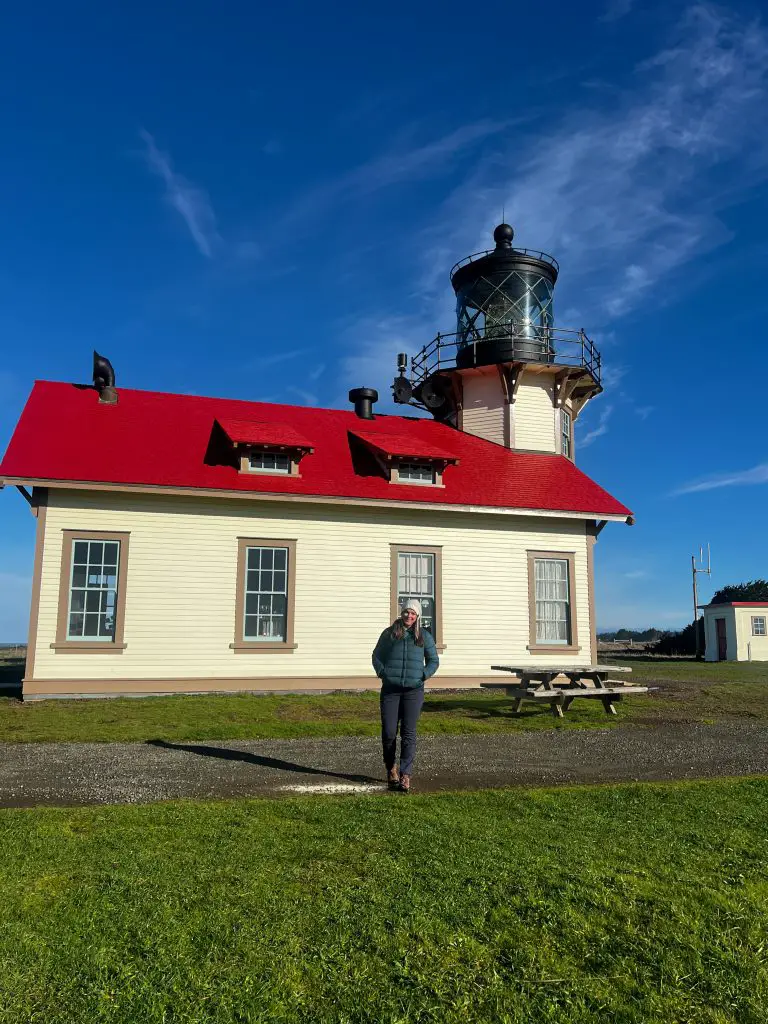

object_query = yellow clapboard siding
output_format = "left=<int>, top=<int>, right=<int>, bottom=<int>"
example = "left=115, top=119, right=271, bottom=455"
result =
left=32, top=489, right=594, bottom=685
left=513, top=373, right=556, bottom=452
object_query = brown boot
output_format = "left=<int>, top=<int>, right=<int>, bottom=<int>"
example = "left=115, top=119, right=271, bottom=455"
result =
left=387, top=767, right=400, bottom=791
left=398, top=773, right=411, bottom=794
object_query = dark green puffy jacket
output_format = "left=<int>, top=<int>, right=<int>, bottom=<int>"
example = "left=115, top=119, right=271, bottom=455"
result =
left=371, top=626, right=439, bottom=689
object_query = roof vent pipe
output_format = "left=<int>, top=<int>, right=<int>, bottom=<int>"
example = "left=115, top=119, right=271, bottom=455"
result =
left=93, top=351, right=118, bottom=405
left=348, top=387, right=378, bottom=420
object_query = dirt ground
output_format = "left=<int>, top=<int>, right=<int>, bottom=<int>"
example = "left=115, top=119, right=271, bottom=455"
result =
left=3, top=721, right=768, bottom=806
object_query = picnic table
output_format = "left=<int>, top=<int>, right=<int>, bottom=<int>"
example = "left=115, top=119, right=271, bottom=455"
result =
left=480, top=664, right=649, bottom=718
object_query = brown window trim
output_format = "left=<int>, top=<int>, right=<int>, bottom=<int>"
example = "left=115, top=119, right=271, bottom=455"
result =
left=390, top=460, right=446, bottom=488
left=53, top=530, right=130, bottom=653
left=238, top=446, right=307, bottom=478
left=559, top=407, right=574, bottom=461
left=526, top=550, right=580, bottom=654
left=390, top=544, right=445, bottom=651
left=232, top=537, right=297, bottom=652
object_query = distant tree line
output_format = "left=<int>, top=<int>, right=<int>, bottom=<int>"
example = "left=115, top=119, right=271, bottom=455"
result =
left=597, top=628, right=667, bottom=642
left=710, top=579, right=768, bottom=604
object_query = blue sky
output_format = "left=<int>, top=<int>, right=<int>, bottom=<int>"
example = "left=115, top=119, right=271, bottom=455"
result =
left=1, top=0, right=767, bottom=638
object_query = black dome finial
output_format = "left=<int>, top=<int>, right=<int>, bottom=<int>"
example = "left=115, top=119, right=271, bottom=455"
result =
left=493, top=223, right=514, bottom=248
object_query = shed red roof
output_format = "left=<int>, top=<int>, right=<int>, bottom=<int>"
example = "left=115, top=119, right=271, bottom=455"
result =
left=349, top=429, right=457, bottom=462
left=0, top=381, right=632, bottom=518
left=216, top=417, right=313, bottom=449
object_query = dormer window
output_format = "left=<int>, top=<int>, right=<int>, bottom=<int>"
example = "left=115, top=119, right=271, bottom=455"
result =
left=394, top=460, right=438, bottom=486
left=214, top=418, right=314, bottom=479
left=348, top=429, right=458, bottom=488
left=248, top=450, right=292, bottom=475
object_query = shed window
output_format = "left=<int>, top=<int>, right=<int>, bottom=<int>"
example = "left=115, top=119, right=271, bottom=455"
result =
left=248, top=451, right=291, bottom=474
left=67, top=540, right=120, bottom=640
left=243, top=546, right=289, bottom=640
left=752, top=616, right=767, bottom=636
left=534, top=558, right=571, bottom=645
left=397, top=461, right=436, bottom=485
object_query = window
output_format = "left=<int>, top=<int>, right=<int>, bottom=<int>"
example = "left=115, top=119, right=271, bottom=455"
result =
left=232, top=538, right=297, bottom=651
left=391, top=545, right=444, bottom=647
left=396, top=461, right=436, bottom=485
left=561, top=409, right=572, bottom=459
left=527, top=551, right=579, bottom=652
left=53, top=531, right=130, bottom=651
left=752, top=616, right=767, bottom=636
left=248, top=451, right=292, bottom=474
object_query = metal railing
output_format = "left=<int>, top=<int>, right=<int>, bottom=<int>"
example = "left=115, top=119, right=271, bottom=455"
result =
left=450, top=247, right=559, bottom=277
left=410, top=323, right=602, bottom=386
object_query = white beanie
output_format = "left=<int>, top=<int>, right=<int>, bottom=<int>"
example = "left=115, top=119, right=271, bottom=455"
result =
left=402, top=599, right=422, bottom=617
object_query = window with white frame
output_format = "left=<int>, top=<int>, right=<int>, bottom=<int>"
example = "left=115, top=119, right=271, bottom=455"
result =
left=248, top=450, right=291, bottom=474
left=243, top=546, right=289, bottom=640
left=561, top=409, right=572, bottom=459
left=397, top=550, right=437, bottom=635
left=397, top=460, right=436, bottom=485
left=67, top=539, right=120, bottom=641
left=534, top=557, right=571, bottom=644
left=752, top=616, right=767, bottom=636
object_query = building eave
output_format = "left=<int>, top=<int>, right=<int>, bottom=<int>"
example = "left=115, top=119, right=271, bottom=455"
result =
left=0, top=475, right=631, bottom=523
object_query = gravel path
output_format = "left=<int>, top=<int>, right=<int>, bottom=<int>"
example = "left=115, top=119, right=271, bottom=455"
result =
left=2, top=722, right=768, bottom=806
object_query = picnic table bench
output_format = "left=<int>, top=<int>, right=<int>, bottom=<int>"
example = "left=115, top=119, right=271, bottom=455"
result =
left=480, top=664, right=649, bottom=718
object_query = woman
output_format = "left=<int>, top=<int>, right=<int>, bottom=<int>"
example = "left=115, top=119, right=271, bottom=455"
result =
left=371, top=599, right=439, bottom=793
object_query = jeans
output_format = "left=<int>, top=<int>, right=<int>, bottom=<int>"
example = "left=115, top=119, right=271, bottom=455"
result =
left=379, top=684, right=425, bottom=776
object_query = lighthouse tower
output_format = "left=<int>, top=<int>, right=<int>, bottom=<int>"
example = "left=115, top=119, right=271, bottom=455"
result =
left=392, top=223, right=602, bottom=459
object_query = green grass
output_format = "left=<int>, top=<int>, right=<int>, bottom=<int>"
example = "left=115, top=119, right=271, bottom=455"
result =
left=1, top=657, right=767, bottom=744
left=2, top=779, right=767, bottom=1022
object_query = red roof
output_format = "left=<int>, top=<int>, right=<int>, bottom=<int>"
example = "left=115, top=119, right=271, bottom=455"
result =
left=0, top=381, right=632, bottom=517
left=703, top=602, right=768, bottom=608
left=216, top=417, right=313, bottom=449
left=350, top=429, right=457, bottom=461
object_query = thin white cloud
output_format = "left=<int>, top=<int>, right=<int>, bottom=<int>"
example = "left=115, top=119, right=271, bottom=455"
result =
left=279, top=120, right=509, bottom=231
left=673, top=462, right=768, bottom=495
left=285, top=385, right=319, bottom=407
left=599, top=0, right=636, bottom=24
left=623, top=569, right=650, bottom=579
left=340, top=6, right=768, bottom=399
left=635, top=405, right=655, bottom=420
left=579, top=404, right=614, bottom=448
left=140, top=130, right=221, bottom=257
left=257, top=348, right=308, bottom=368
left=308, top=363, right=326, bottom=382
left=417, top=5, right=768, bottom=326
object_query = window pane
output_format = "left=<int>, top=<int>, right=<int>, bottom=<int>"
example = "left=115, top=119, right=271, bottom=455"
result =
left=273, top=549, right=287, bottom=570
left=103, top=543, right=119, bottom=567
left=241, top=546, right=290, bottom=642
left=67, top=538, right=121, bottom=642
left=534, top=558, right=571, bottom=644
left=397, top=551, right=437, bottom=635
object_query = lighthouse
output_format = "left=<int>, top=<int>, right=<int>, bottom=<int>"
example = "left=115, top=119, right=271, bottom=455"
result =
left=392, top=223, right=603, bottom=459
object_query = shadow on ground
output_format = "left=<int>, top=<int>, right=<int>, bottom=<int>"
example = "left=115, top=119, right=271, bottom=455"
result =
left=0, top=658, right=24, bottom=700
left=147, top=739, right=382, bottom=785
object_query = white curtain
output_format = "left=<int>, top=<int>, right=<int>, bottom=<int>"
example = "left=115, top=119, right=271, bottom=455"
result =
left=535, top=559, right=569, bottom=643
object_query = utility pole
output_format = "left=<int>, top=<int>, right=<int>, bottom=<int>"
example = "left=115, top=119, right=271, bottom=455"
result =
left=691, top=545, right=712, bottom=660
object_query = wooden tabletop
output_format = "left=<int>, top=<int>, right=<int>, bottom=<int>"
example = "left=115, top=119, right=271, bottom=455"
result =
left=490, top=664, right=632, bottom=674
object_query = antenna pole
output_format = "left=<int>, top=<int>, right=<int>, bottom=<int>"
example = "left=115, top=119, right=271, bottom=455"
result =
left=692, top=554, right=700, bottom=660
left=691, top=544, right=712, bottom=660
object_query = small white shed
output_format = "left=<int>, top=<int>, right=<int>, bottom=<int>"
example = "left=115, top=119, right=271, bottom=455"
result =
left=701, top=602, right=768, bottom=662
